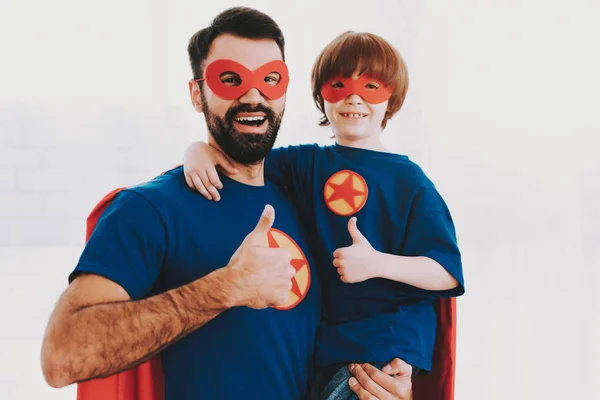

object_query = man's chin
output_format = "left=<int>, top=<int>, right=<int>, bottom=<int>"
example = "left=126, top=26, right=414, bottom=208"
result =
left=228, top=149, right=269, bottom=165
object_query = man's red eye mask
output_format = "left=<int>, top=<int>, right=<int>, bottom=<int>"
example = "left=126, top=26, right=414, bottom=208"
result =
left=196, top=59, right=289, bottom=100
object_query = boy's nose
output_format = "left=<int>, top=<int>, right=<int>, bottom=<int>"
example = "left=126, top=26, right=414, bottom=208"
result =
left=345, top=93, right=364, bottom=105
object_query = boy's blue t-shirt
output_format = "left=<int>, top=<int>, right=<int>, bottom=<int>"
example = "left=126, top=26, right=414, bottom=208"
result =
left=69, top=166, right=321, bottom=400
left=265, top=143, right=464, bottom=372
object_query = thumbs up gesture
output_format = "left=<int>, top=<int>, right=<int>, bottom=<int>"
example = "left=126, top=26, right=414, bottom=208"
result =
left=332, top=217, right=380, bottom=283
left=227, top=205, right=296, bottom=309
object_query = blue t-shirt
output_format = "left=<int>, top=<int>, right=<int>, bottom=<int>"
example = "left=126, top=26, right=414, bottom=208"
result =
left=69, top=166, right=321, bottom=400
left=265, top=143, right=464, bottom=372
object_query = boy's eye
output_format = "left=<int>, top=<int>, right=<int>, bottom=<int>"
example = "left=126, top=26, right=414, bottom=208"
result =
left=264, top=72, right=281, bottom=86
left=365, top=82, right=380, bottom=90
left=219, top=72, right=242, bottom=86
left=330, top=81, right=345, bottom=89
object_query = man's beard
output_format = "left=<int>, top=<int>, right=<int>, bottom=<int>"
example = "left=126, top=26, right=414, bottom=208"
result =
left=201, top=92, right=284, bottom=165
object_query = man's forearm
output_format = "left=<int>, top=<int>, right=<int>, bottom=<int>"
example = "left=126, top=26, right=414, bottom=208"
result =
left=374, top=253, right=458, bottom=291
left=43, top=267, right=238, bottom=387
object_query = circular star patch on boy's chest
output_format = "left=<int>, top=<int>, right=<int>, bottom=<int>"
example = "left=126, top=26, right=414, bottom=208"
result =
left=323, top=170, right=368, bottom=216
left=264, top=228, right=311, bottom=310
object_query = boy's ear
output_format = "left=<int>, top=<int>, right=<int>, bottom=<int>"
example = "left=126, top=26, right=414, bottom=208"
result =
left=382, top=111, right=391, bottom=128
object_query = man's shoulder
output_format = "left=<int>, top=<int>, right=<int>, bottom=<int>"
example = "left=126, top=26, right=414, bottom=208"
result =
left=125, top=165, right=186, bottom=199
left=96, top=166, right=188, bottom=217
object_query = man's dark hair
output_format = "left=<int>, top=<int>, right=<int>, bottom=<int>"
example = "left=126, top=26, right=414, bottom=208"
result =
left=188, top=7, right=285, bottom=79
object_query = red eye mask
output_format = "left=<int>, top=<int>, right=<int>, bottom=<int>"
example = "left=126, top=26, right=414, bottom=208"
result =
left=196, top=59, right=289, bottom=100
left=321, top=75, right=392, bottom=104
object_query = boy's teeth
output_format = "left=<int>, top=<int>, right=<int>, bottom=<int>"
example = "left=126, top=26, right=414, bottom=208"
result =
left=343, top=113, right=365, bottom=118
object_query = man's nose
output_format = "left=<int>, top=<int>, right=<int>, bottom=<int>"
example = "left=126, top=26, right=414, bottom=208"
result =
left=238, top=87, right=266, bottom=104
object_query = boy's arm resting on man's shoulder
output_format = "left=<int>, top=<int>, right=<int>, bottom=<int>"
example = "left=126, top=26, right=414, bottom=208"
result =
left=40, top=267, right=236, bottom=388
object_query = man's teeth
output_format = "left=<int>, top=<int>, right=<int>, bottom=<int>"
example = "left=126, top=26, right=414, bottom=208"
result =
left=235, top=116, right=265, bottom=122
left=341, top=113, right=366, bottom=118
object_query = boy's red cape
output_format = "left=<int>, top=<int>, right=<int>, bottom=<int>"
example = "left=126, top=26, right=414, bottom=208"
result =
left=76, top=187, right=457, bottom=400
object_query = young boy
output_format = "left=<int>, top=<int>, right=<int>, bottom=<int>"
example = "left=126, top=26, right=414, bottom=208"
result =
left=183, top=31, right=465, bottom=399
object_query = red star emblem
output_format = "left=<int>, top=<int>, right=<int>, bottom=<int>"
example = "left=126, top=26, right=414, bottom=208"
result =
left=266, top=228, right=311, bottom=310
left=324, top=170, right=368, bottom=216
left=326, top=173, right=366, bottom=207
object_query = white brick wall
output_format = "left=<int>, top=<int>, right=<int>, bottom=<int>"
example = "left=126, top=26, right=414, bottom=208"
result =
left=0, top=103, right=203, bottom=246
left=0, top=170, right=16, bottom=190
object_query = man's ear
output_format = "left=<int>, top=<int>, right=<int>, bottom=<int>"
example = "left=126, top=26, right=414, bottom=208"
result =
left=188, top=79, right=203, bottom=112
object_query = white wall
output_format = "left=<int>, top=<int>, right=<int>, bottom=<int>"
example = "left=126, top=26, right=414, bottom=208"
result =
left=1, top=0, right=599, bottom=399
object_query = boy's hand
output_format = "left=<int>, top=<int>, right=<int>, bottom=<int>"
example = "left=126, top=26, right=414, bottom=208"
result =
left=183, top=141, right=239, bottom=201
left=332, top=217, right=382, bottom=283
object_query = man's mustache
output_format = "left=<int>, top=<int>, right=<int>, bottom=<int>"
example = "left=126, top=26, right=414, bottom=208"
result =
left=225, top=103, right=276, bottom=123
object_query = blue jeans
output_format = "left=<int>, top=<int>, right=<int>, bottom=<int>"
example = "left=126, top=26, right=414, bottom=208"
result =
left=314, top=363, right=421, bottom=400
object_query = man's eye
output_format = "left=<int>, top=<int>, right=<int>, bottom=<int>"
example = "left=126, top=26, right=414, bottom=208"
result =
left=330, top=81, right=344, bottom=89
left=265, top=72, right=281, bottom=86
left=220, top=72, right=242, bottom=86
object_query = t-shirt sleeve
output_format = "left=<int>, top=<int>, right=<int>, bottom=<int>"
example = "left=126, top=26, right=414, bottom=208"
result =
left=68, top=190, right=167, bottom=300
left=402, top=185, right=465, bottom=297
left=264, top=144, right=317, bottom=192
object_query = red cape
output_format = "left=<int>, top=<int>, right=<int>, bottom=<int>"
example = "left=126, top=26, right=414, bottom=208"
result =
left=77, top=187, right=457, bottom=400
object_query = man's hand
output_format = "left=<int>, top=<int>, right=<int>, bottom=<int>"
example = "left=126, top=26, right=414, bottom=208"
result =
left=183, top=141, right=239, bottom=201
left=332, top=217, right=382, bottom=283
left=227, top=205, right=296, bottom=309
left=348, top=359, right=413, bottom=400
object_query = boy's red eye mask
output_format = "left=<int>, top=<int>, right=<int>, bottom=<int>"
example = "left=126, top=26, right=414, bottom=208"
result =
left=195, top=59, right=289, bottom=100
left=321, top=75, right=392, bottom=104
